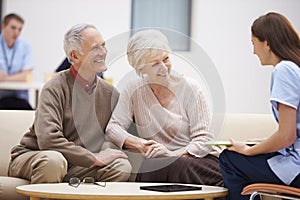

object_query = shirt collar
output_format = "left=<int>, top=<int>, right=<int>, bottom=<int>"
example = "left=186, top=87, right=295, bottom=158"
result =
left=70, top=65, right=97, bottom=94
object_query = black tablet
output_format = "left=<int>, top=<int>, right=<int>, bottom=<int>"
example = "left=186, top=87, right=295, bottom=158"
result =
left=140, top=184, right=202, bottom=192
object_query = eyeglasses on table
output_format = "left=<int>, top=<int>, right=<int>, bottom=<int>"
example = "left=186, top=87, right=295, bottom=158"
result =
left=68, top=177, right=106, bottom=188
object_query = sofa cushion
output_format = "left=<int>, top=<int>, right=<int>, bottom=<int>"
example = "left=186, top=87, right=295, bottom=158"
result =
left=0, top=110, right=35, bottom=176
left=218, top=113, right=278, bottom=141
left=0, top=176, right=29, bottom=200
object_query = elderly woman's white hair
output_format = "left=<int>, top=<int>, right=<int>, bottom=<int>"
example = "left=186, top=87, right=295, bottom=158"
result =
left=127, top=29, right=171, bottom=76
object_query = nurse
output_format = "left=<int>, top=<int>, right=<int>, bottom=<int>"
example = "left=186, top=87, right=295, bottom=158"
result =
left=219, top=12, right=300, bottom=200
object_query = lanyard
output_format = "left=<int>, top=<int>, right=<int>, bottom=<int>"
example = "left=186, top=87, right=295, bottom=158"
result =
left=1, top=37, right=17, bottom=73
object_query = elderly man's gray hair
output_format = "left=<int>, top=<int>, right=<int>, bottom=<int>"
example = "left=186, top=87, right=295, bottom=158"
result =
left=64, top=23, right=97, bottom=64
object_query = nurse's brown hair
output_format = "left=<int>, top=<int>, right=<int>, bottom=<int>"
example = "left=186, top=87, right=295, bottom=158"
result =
left=251, top=12, right=300, bottom=67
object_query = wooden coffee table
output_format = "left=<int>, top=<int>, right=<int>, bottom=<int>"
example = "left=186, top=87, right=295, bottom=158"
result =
left=16, top=182, right=228, bottom=200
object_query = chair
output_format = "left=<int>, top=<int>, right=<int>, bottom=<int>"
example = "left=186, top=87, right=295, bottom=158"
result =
left=241, top=183, right=300, bottom=200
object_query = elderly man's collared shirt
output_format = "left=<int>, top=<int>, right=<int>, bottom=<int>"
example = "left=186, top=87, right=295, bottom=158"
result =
left=70, top=65, right=97, bottom=94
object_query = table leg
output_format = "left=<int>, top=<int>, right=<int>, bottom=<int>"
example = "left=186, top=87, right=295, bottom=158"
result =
left=30, top=197, right=40, bottom=200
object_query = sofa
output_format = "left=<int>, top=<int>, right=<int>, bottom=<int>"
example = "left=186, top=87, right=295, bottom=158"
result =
left=0, top=110, right=278, bottom=200
left=0, top=110, right=33, bottom=200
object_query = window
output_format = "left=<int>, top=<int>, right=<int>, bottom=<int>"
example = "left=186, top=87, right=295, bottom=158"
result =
left=131, top=0, right=192, bottom=51
left=0, top=0, right=2, bottom=33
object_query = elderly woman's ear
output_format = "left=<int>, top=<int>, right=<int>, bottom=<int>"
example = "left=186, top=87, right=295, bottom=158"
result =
left=138, top=68, right=144, bottom=76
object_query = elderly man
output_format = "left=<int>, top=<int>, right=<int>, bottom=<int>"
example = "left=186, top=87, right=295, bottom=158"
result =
left=8, top=23, right=131, bottom=183
left=0, top=13, right=34, bottom=110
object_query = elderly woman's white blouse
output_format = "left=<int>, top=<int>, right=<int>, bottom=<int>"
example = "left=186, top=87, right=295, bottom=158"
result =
left=106, top=76, right=215, bottom=157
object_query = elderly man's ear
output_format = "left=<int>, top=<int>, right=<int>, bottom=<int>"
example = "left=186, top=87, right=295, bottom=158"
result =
left=70, top=50, right=80, bottom=64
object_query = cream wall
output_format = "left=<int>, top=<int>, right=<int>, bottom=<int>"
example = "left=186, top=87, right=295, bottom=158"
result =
left=2, top=0, right=300, bottom=114
left=2, top=0, right=132, bottom=80
left=192, top=0, right=300, bottom=114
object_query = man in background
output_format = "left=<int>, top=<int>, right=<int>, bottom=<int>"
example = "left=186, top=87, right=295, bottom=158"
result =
left=0, top=13, right=34, bottom=110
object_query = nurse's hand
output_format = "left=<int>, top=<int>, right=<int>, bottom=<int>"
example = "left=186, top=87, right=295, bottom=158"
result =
left=227, top=138, right=251, bottom=155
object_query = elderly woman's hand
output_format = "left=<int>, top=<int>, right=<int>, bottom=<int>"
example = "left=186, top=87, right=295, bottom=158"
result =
left=123, top=136, right=154, bottom=154
left=137, top=138, right=155, bottom=154
left=144, top=142, right=175, bottom=158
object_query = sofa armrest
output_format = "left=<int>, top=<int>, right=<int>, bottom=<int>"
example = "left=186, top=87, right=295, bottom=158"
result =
left=0, top=110, right=35, bottom=176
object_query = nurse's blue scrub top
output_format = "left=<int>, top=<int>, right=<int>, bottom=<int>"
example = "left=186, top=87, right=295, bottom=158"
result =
left=268, top=60, right=300, bottom=185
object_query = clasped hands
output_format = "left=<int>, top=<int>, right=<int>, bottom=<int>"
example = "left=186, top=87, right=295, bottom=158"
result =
left=139, top=139, right=176, bottom=158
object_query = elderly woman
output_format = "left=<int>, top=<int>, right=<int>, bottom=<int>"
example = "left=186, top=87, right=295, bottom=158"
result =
left=106, top=29, right=223, bottom=186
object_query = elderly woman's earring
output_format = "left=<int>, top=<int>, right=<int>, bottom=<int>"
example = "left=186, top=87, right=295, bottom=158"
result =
left=141, top=73, right=147, bottom=79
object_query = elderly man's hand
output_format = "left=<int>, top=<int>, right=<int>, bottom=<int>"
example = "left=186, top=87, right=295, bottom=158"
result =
left=93, top=148, right=128, bottom=167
